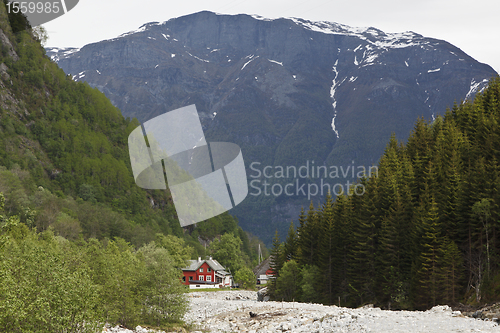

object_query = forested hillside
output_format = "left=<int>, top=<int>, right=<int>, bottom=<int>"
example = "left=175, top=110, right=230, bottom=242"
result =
left=0, top=1, right=265, bottom=258
left=269, top=76, right=500, bottom=310
left=0, top=4, right=266, bottom=331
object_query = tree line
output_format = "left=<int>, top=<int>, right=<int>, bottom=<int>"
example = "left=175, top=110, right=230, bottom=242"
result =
left=269, top=76, right=500, bottom=310
left=0, top=193, right=189, bottom=332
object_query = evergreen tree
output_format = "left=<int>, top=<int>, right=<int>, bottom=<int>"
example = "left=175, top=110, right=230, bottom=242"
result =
left=413, top=195, right=442, bottom=309
left=317, top=192, right=336, bottom=304
left=298, top=201, right=320, bottom=267
left=438, top=239, right=463, bottom=305
left=377, top=193, right=407, bottom=308
left=284, top=220, right=298, bottom=261
left=296, top=206, right=307, bottom=264
left=268, top=229, right=285, bottom=299
left=331, top=194, right=352, bottom=305
left=348, top=177, right=376, bottom=306
left=438, top=123, right=463, bottom=240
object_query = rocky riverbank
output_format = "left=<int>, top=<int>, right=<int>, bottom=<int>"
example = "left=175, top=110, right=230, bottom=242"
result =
left=100, top=290, right=500, bottom=332
left=184, top=290, right=500, bottom=332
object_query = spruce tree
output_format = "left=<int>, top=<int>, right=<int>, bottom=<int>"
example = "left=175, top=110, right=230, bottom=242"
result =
left=296, top=207, right=307, bottom=263
left=377, top=193, right=407, bottom=308
left=413, top=194, right=442, bottom=309
left=438, top=238, right=463, bottom=305
left=438, top=122, right=463, bottom=240
left=269, top=229, right=285, bottom=299
left=317, top=192, right=336, bottom=305
left=348, top=177, right=376, bottom=306
left=331, top=194, right=352, bottom=305
left=284, top=220, right=298, bottom=261
left=298, top=201, right=319, bottom=267
left=398, top=155, right=416, bottom=283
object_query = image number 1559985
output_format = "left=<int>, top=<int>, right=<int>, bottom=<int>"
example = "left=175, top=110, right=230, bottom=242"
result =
left=6, top=1, right=61, bottom=14
left=4, top=0, right=79, bottom=26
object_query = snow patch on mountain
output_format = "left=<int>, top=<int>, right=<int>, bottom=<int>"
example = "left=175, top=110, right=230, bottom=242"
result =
left=268, top=59, right=283, bottom=66
left=465, top=78, right=489, bottom=101
left=242, top=55, right=258, bottom=70
left=288, top=17, right=422, bottom=50
left=330, top=59, right=340, bottom=138
left=250, top=14, right=274, bottom=21
left=186, top=51, right=210, bottom=63
left=46, top=47, right=80, bottom=62
left=117, top=25, right=148, bottom=38
left=362, top=53, right=379, bottom=66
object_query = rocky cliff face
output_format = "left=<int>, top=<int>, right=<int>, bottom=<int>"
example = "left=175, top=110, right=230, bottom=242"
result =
left=46, top=11, right=497, bottom=244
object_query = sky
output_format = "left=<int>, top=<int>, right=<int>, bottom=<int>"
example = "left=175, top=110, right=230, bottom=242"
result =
left=44, top=0, right=500, bottom=74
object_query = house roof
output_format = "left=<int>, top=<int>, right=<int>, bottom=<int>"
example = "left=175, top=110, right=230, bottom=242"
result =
left=182, top=257, right=229, bottom=274
left=253, top=257, right=271, bottom=276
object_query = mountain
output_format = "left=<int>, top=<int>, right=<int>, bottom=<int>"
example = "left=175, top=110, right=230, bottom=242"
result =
left=46, top=11, right=497, bottom=244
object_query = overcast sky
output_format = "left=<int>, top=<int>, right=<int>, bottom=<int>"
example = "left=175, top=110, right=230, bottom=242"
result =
left=44, top=0, right=500, bottom=74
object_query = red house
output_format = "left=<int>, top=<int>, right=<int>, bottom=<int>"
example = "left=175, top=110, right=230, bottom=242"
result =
left=181, top=257, right=232, bottom=289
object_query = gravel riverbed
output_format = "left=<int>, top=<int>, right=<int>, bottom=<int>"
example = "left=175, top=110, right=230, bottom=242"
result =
left=184, top=290, right=500, bottom=332
left=102, top=290, right=500, bottom=332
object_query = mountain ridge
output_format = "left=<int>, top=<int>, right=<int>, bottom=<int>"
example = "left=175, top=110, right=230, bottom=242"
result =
left=45, top=11, right=498, bottom=244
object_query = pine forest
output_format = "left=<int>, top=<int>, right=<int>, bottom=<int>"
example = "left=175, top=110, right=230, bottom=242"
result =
left=269, top=76, right=500, bottom=310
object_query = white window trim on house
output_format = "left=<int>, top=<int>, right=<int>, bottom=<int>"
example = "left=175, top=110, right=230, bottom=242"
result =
left=206, top=275, right=211, bottom=282
left=200, top=268, right=203, bottom=272
left=199, top=275, right=204, bottom=281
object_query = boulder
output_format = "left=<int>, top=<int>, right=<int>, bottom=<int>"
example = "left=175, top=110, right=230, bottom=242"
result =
left=257, top=287, right=268, bottom=301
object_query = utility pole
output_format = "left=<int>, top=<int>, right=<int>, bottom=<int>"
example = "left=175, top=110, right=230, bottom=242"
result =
left=258, top=244, right=263, bottom=264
